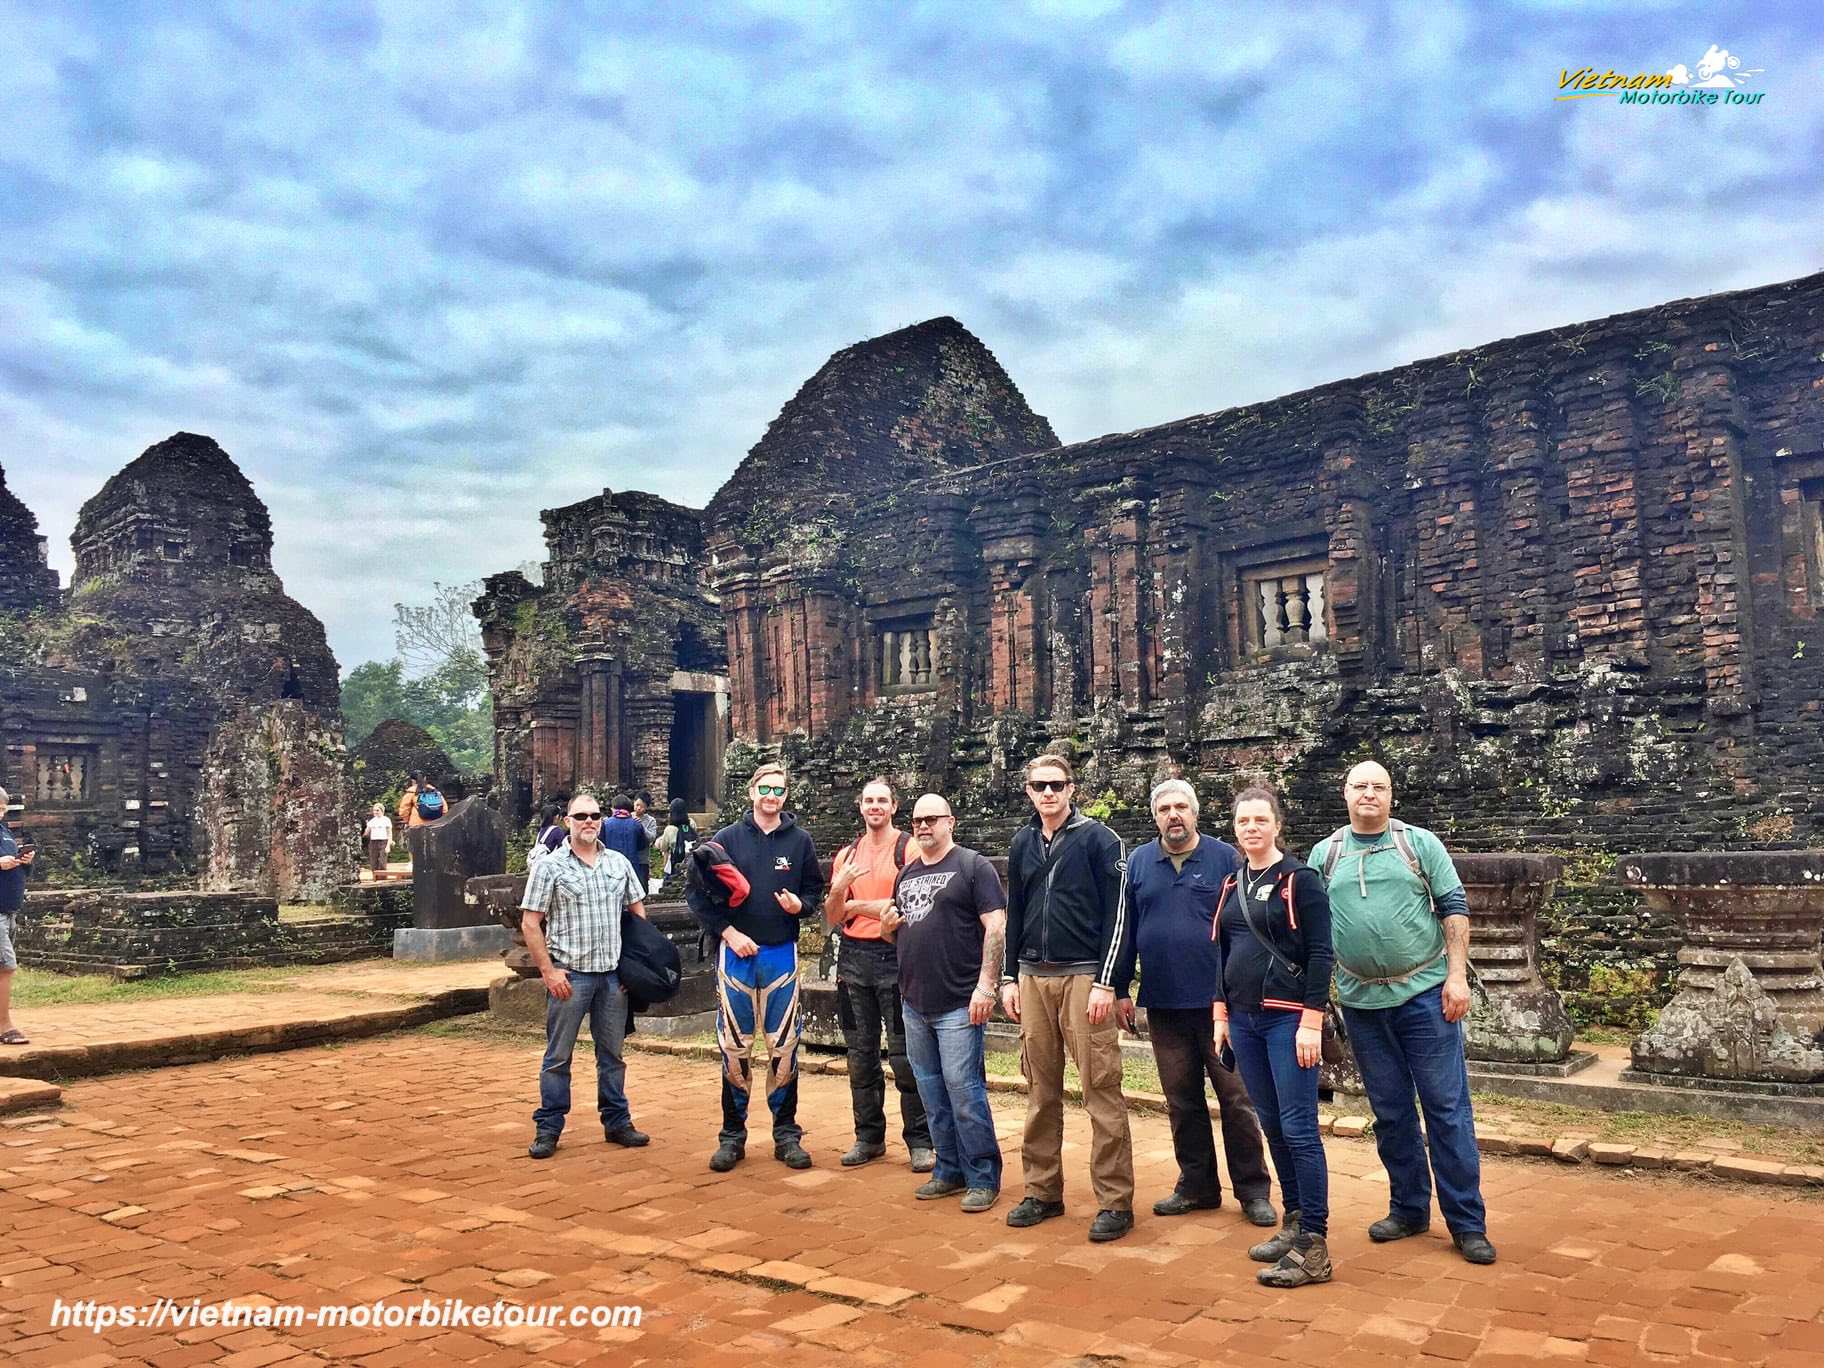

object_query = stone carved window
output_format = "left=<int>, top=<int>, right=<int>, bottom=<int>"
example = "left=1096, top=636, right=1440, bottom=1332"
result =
left=36, top=750, right=93, bottom=805
left=1241, top=559, right=1329, bottom=653
left=1803, top=487, right=1824, bottom=608
left=880, top=624, right=938, bottom=692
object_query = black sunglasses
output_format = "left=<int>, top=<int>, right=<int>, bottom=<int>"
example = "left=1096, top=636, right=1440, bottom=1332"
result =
left=911, top=814, right=952, bottom=828
left=570, top=811, right=603, bottom=821
left=1026, top=779, right=1070, bottom=794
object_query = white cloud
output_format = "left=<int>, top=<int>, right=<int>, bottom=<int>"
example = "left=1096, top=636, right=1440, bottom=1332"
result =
left=1, top=1, right=1819, bottom=670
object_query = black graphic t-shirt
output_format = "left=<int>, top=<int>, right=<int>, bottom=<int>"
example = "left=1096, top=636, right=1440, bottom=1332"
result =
left=893, top=846, right=1007, bottom=1016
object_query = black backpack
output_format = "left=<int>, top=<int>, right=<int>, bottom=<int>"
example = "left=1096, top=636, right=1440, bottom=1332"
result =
left=618, top=909, right=683, bottom=1010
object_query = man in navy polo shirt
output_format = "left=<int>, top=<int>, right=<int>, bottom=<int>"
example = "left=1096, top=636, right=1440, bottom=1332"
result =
left=1114, top=779, right=1275, bottom=1225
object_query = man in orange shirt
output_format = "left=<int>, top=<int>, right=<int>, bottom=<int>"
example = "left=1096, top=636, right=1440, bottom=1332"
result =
left=827, top=777, right=933, bottom=1171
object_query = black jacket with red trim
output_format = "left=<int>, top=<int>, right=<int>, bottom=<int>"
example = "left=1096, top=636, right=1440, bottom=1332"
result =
left=1210, top=855, right=1334, bottom=1015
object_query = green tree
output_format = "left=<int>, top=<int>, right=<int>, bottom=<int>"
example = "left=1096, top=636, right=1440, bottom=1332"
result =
left=340, top=659, right=408, bottom=749
left=340, top=580, right=496, bottom=771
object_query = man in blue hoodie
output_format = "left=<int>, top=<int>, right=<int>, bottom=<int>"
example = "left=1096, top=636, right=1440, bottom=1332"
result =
left=688, top=761, right=826, bottom=1173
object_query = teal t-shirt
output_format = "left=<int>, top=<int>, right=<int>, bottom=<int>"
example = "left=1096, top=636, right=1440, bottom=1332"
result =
left=1308, top=824, right=1463, bottom=1010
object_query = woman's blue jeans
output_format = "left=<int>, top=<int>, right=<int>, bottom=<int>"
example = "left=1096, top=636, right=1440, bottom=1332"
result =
left=1228, top=1008, right=1328, bottom=1237
left=902, top=1002, right=1002, bottom=1192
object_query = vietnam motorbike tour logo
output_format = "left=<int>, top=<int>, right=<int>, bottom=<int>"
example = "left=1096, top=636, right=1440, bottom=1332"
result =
left=1557, top=43, right=1765, bottom=107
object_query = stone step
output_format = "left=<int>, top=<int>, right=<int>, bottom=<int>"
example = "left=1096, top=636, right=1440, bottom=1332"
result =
left=0, top=1076, right=63, bottom=1114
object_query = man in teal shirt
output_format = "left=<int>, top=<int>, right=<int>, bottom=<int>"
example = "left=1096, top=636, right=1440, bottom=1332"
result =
left=1309, top=761, right=1495, bottom=1266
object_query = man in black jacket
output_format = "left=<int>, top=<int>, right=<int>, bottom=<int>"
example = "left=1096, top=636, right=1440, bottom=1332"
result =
left=687, top=761, right=826, bottom=1173
left=999, top=753, right=1136, bottom=1242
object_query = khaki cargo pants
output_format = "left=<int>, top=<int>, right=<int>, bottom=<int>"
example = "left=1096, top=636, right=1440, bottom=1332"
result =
left=1018, top=972, right=1134, bottom=1211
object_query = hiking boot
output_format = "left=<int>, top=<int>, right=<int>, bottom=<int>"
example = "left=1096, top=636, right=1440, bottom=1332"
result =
left=1153, top=1191, right=1221, bottom=1217
left=1249, top=1210, right=1301, bottom=1262
left=1005, top=1196, right=1066, bottom=1228
left=1257, top=1233, right=1333, bottom=1288
left=841, top=1142, right=886, bottom=1167
left=604, top=1125, right=649, bottom=1148
left=960, top=1188, right=999, bottom=1214
left=1453, top=1232, right=1498, bottom=1265
left=908, top=1146, right=936, bottom=1173
left=1241, top=1198, right=1278, bottom=1227
left=527, top=1131, right=559, bottom=1160
left=1088, top=1209, right=1134, bottom=1243
left=1368, top=1213, right=1430, bottom=1243
left=774, top=1141, right=813, bottom=1170
left=915, top=1177, right=966, bottom=1200
left=708, top=1142, right=745, bottom=1173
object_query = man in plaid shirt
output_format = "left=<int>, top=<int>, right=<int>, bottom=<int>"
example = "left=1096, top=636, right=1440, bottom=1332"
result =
left=522, top=791, right=649, bottom=1158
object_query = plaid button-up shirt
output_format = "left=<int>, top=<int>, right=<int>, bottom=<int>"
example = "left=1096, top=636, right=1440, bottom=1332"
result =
left=521, top=841, right=642, bottom=973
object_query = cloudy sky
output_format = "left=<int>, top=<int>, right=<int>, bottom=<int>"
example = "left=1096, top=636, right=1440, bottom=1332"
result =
left=4, top=1, right=1820, bottom=671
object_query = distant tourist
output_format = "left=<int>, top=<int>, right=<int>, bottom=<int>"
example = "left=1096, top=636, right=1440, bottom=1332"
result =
left=363, top=803, right=394, bottom=875
left=521, top=791, right=650, bottom=1158
left=1309, top=761, right=1495, bottom=1267
left=880, top=793, right=1004, bottom=1213
left=825, top=778, right=931, bottom=1173
left=599, top=795, right=653, bottom=898
left=397, top=778, right=419, bottom=830
left=1000, top=753, right=1136, bottom=1242
left=686, top=762, right=824, bottom=1173
left=0, top=785, right=34, bottom=1046
left=1216, top=785, right=1335, bottom=1287
left=634, top=792, right=659, bottom=843
left=654, top=799, right=696, bottom=890
left=413, top=780, right=447, bottom=824
left=529, top=802, right=568, bottom=867
left=1118, top=779, right=1276, bottom=1228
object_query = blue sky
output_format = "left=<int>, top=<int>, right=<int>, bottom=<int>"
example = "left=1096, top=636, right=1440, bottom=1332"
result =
left=4, top=2, right=1820, bottom=670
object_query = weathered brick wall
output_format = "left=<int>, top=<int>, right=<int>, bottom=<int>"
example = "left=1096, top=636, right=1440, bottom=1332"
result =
left=0, top=434, right=348, bottom=890
left=476, top=489, right=726, bottom=825
left=0, top=461, right=59, bottom=617
left=702, top=275, right=1824, bottom=1026
left=198, top=701, right=353, bottom=902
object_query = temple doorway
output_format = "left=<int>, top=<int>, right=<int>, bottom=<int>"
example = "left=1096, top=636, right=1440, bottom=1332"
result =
left=667, top=674, right=727, bottom=810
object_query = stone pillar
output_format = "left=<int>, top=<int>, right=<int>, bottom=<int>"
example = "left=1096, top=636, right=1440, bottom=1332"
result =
left=973, top=480, right=1047, bottom=715
left=576, top=655, right=624, bottom=788
left=1456, top=853, right=1576, bottom=1066
left=1552, top=336, right=1651, bottom=664
left=710, top=545, right=764, bottom=740
left=1619, top=852, right=1824, bottom=1085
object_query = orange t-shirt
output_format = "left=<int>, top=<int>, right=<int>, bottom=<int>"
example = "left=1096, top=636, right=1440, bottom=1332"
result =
left=833, top=834, right=904, bottom=941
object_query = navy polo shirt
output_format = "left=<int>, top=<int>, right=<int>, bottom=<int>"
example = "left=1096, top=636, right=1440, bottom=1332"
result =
left=1123, top=835, right=1241, bottom=1009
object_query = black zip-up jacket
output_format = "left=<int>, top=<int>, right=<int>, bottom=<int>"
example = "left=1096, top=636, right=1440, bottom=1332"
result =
left=1002, top=807, right=1130, bottom=989
left=1212, top=855, right=1334, bottom=1016
left=687, top=811, right=825, bottom=947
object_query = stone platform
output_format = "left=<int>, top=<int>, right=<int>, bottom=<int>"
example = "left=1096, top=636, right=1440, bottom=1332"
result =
left=1471, top=1042, right=1824, bottom=1131
left=0, top=959, right=499, bottom=1083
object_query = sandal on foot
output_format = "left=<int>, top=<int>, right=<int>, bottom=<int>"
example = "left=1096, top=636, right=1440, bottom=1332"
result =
left=0, top=1028, right=29, bottom=1046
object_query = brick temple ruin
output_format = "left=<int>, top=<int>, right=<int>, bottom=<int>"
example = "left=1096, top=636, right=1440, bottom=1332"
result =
left=0, top=433, right=349, bottom=899
left=479, top=271, right=1824, bottom=1021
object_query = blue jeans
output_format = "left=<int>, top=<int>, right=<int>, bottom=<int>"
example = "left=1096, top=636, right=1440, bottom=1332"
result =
left=533, top=969, right=630, bottom=1136
left=1229, top=1009, right=1328, bottom=1237
left=1342, top=984, right=1486, bottom=1236
left=903, top=1003, right=1002, bottom=1193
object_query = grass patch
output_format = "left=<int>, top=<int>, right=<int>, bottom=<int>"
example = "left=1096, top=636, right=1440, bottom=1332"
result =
left=1468, top=1090, right=1824, bottom=1166
left=11, top=966, right=301, bottom=1009
left=986, top=1048, right=1162, bottom=1095
left=1573, top=1026, right=1635, bottom=1047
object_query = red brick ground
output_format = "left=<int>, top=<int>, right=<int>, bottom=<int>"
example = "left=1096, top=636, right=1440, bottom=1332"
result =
left=1, top=1032, right=1818, bottom=1366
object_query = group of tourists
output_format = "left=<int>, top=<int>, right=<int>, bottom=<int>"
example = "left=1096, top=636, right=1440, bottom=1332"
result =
left=516, top=754, right=1495, bottom=1289
left=529, top=792, right=696, bottom=899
